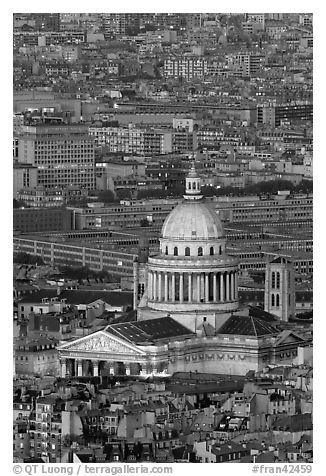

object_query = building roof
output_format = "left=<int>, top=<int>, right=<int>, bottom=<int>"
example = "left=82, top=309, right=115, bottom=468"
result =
left=271, top=256, right=292, bottom=264
left=107, top=316, right=194, bottom=344
left=19, top=289, right=133, bottom=307
left=247, top=306, right=277, bottom=322
left=161, top=199, right=224, bottom=241
left=211, top=441, right=246, bottom=457
left=218, top=314, right=278, bottom=337
left=272, top=413, right=312, bottom=432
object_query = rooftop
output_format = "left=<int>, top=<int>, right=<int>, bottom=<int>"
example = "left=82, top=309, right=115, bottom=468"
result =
left=18, top=289, right=133, bottom=307
left=107, top=316, right=194, bottom=344
left=218, top=314, right=278, bottom=337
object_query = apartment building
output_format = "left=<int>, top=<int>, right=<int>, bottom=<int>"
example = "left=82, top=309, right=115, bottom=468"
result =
left=163, top=57, right=208, bottom=80
left=17, top=124, right=95, bottom=190
left=257, top=102, right=313, bottom=127
left=13, top=163, right=38, bottom=198
left=89, top=125, right=144, bottom=154
left=226, top=53, right=264, bottom=77
left=89, top=125, right=172, bottom=156
left=13, top=235, right=136, bottom=278
left=14, top=208, right=72, bottom=233
left=29, top=397, right=62, bottom=462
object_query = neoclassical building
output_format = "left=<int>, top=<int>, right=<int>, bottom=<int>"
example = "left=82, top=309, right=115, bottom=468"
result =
left=136, top=165, right=239, bottom=332
left=58, top=165, right=309, bottom=377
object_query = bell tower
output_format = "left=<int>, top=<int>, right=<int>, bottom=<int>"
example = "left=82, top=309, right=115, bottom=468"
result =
left=133, top=235, right=149, bottom=309
left=264, top=257, right=295, bottom=322
left=184, top=162, right=203, bottom=200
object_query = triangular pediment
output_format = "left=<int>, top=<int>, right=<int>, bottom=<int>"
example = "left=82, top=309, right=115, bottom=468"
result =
left=273, top=330, right=307, bottom=347
left=58, top=330, right=146, bottom=355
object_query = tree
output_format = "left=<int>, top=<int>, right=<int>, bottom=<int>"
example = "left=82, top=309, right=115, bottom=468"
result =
left=97, top=190, right=116, bottom=203
left=294, top=180, right=313, bottom=194
left=116, top=188, right=133, bottom=200
left=201, top=185, right=220, bottom=197
left=14, top=252, right=44, bottom=265
left=13, top=199, right=26, bottom=209
left=140, top=218, right=150, bottom=227
left=137, top=188, right=168, bottom=200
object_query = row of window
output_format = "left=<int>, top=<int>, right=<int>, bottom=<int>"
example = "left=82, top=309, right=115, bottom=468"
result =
left=166, top=245, right=223, bottom=257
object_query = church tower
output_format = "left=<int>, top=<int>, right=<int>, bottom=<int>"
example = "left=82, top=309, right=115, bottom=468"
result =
left=264, top=257, right=295, bottom=322
left=133, top=235, right=149, bottom=309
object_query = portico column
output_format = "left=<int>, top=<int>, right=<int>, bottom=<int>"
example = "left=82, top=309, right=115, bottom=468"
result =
left=148, top=272, right=153, bottom=300
left=93, top=361, right=99, bottom=377
left=61, top=358, right=67, bottom=378
left=197, top=274, right=201, bottom=302
left=235, top=272, right=238, bottom=299
left=109, top=362, right=115, bottom=375
left=164, top=273, right=168, bottom=301
left=201, top=274, right=205, bottom=301
left=77, top=359, right=83, bottom=377
left=205, top=273, right=209, bottom=302
left=158, top=272, right=162, bottom=301
left=226, top=272, right=230, bottom=301
left=231, top=271, right=234, bottom=301
left=125, top=363, right=131, bottom=376
left=153, top=272, right=157, bottom=300
left=213, top=273, right=217, bottom=302
left=188, top=273, right=192, bottom=302
left=179, top=273, right=184, bottom=303
left=152, top=361, right=158, bottom=374
left=220, top=273, right=224, bottom=302
left=172, top=273, right=175, bottom=302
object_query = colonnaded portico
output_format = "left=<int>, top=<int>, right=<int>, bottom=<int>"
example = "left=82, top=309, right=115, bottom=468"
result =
left=57, top=327, right=174, bottom=378
left=148, top=269, right=238, bottom=304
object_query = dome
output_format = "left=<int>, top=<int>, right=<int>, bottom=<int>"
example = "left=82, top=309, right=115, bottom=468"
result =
left=161, top=200, right=224, bottom=240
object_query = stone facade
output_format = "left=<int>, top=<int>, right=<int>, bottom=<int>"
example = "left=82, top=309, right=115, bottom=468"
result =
left=137, top=164, right=239, bottom=332
left=57, top=165, right=307, bottom=377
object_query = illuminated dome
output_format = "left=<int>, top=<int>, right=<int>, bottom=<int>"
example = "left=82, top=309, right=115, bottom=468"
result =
left=161, top=163, right=224, bottom=241
left=161, top=200, right=224, bottom=240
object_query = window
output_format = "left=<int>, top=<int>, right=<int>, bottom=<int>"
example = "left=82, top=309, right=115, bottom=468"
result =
left=198, top=247, right=203, bottom=256
left=276, top=294, right=280, bottom=306
left=276, top=272, right=280, bottom=288
left=165, top=246, right=168, bottom=255
left=174, top=247, right=178, bottom=256
left=271, top=272, right=275, bottom=289
left=272, top=294, right=275, bottom=306
left=185, top=247, right=190, bottom=256
left=210, top=246, right=214, bottom=255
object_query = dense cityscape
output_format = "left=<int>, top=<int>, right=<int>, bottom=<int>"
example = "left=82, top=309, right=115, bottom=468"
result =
left=13, top=12, right=313, bottom=465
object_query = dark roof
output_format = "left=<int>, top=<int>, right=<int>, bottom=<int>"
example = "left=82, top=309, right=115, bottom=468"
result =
left=19, top=289, right=133, bottom=307
left=24, top=458, right=46, bottom=463
left=271, top=257, right=292, bottom=264
left=248, top=306, right=277, bottom=322
left=167, top=380, right=244, bottom=395
left=272, top=413, right=312, bottom=432
left=218, top=314, right=278, bottom=337
left=211, top=441, right=246, bottom=456
left=107, top=316, right=194, bottom=344
left=255, top=452, right=276, bottom=463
